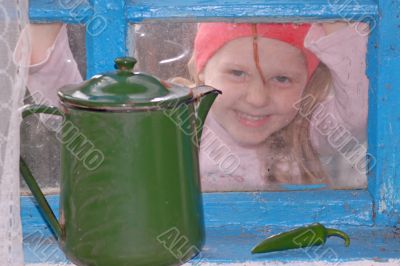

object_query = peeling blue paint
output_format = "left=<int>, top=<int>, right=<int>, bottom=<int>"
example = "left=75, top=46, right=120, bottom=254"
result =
left=367, top=0, right=400, bottom=226
left=126, top=0, right=378, bottom=23
left=85, top=0, right=128, bottom=77
left=30, top=0, right=379, bottom=23
left=29, top=0, right=92, bottom=23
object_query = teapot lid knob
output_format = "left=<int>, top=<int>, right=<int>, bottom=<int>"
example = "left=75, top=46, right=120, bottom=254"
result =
left=114, top=57, right=137, bottom=71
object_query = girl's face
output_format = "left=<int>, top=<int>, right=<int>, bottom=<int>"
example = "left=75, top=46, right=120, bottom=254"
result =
left=200, top=37, right=308, bottom=147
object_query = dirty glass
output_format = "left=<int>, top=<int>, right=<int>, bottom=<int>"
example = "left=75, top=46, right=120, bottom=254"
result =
left=20, top=24, right=86, bottom=194
left=129, top=21, right=370, bottom=192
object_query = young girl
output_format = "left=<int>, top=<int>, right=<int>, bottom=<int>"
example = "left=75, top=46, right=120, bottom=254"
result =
left=183, top=22, right=369, bottom=191
left=188, top=22, right=369, bottom=191
left=17, top=21, right=369, bottom=192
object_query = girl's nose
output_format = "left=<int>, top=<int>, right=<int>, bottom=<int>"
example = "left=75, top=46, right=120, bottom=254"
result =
left=245, top=79, right=271, bottom=107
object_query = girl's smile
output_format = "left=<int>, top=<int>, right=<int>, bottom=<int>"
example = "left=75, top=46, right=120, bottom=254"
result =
left=235, top=110, right=271, bottom=128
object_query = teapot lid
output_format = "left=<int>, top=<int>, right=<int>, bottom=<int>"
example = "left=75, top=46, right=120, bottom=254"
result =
left=58, top=57, right=192, bottom=111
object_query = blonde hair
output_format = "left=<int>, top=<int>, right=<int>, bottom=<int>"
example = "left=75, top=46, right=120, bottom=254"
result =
left=265, top=63, right=332, bottom=185
left=185, top=56, right=332, bottom=186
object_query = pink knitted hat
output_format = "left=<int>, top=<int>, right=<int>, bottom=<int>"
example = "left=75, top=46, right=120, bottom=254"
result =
left=194, top=23, right=320, bottom=79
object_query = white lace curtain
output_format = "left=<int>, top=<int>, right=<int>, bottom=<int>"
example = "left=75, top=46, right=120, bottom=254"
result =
left=0, top=0, right=29, bottom=265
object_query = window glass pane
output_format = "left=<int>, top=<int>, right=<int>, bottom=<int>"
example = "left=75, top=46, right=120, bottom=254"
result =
left=129, top=21, right=369, bottom=191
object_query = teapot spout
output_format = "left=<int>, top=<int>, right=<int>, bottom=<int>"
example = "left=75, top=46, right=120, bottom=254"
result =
left=192, top=85, right=222, bottom=143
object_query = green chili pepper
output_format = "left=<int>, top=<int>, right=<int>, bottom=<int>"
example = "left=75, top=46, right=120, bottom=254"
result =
left=251, top=223, right=350, bottom=254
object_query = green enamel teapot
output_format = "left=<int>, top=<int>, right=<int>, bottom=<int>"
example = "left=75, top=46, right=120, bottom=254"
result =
left=20, top=57, right=221, bottom=266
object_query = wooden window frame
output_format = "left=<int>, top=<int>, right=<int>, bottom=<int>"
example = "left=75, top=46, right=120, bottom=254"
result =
left=25, top=0, right=400, bottom=246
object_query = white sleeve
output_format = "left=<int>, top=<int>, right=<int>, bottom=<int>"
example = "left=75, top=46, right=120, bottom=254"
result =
left=304, top=24, right=369, bottom=155
left=14, top=24, right=83, bottom=107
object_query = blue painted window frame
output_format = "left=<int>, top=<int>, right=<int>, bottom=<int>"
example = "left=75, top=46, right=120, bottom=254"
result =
left=28, top=0, right=400, bottom=227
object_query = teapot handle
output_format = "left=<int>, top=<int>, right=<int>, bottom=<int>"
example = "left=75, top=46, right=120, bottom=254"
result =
left=20, top=104, right=63, bottom=240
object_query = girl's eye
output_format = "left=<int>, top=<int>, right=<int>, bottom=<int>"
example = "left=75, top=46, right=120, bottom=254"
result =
left=229, top=69, right=247, bottom=78
left=273, top=75, right=291, bottom=83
